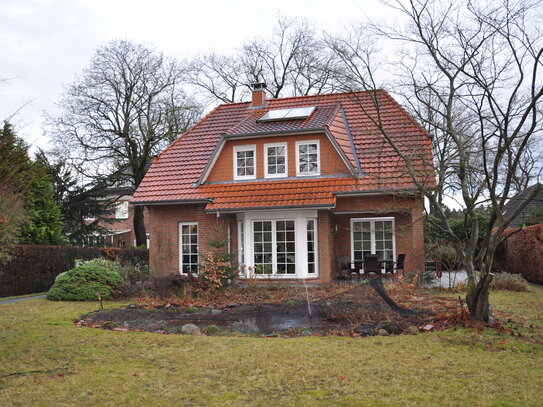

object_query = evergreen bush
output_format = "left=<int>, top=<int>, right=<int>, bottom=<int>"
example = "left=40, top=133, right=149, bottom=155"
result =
left=47, top=262, right=123, bottom=301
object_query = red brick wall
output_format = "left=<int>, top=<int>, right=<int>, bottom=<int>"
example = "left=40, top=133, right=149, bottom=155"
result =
left=333, top=194, right=425, bottom=276
left=207, top=133, right=351, bottom=182
left=147, top=194, right=426, bottom=281
left=147, top=204, right=233, bottom=276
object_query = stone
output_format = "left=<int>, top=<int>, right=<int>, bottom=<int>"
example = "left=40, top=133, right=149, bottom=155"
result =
left=181, top=324, right=201, bottom=335
left=422, top=324, right=434, bottom=332
left=301, top=329, right=312, bottom=336
left=407, top=326, right=419, bottom=335
left=377, top=328, right=389, bottom=336
left=227, top=303, right=238, bottom=308
left=231, top=322, right=260, bottom=334
left=376, top=320, right=402, bottom=335
left=127, top=304, right=139, bottom=309
left=210, top=309, right=222, bottom=315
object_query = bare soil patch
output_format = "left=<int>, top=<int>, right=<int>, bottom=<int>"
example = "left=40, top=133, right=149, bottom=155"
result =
left=77, top=281, right=461, bottom=336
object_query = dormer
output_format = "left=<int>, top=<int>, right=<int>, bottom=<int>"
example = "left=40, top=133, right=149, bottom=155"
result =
left=198, top=103, right=361, bottom=185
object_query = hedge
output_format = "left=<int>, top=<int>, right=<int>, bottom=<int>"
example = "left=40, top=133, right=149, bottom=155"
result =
left=0, top=245, right=148, bottom=297
left=496, top=224, right=543, bottom=284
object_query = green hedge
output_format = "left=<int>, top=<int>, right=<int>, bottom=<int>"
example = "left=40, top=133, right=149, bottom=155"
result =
left=0, top=245, right=148, bottom=297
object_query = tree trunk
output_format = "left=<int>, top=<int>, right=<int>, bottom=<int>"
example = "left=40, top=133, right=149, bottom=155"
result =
left=133, top=206, right=147, bottom=247
left=465, top=260, right=494, bottom=323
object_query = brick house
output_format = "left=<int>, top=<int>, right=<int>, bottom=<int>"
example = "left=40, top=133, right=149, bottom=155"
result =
left=132, top=84, right=434, bottom=283
left=85, top=187, right=149, bottom=248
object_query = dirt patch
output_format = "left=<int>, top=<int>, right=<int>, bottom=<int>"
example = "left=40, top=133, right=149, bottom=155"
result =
left=77, top=282, right=461, bottom=337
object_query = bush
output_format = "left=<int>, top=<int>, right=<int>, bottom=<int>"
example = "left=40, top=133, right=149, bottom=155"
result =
left=490, top=272, right=529, bottom=292
left=426, top=243, right=461, bottom=270
left=454, top=272, right=529, bottom=292
left=47, top=262, right=123, bottom=301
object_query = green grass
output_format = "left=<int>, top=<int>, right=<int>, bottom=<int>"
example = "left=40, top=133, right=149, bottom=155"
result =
left=0, top=287, right=542, bottom=406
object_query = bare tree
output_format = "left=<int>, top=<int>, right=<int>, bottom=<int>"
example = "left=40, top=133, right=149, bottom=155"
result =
left=183, top=53, right=249, bottom=104
left=184, top=16, right=342, bottom=104
left=47, top=40, right=202, bottom=246
left=330, top=0, right=543, bottom=321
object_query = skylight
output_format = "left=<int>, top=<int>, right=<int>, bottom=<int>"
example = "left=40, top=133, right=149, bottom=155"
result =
left=257, top=106, right=316, bottom=122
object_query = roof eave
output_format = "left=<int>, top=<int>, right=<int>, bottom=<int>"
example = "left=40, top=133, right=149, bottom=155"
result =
left=130, top=198, right=213, bottom=206
left=205, top=203, right=335, bottom=214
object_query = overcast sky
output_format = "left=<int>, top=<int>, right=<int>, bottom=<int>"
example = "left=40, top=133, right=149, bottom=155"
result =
left=0, top=0, right=391, bottom=151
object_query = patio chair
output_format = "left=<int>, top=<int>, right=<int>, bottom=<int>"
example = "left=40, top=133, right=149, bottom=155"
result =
left=363, top=254, right=380, bottom=275
left=385, top=254, right=406, bottom=276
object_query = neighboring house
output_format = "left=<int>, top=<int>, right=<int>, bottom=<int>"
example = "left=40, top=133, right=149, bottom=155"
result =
left=503, top=183, right=543, bottom=227
left=132, top=84, right=435, bottom=283
left=85, top=186, right=149, bottom=248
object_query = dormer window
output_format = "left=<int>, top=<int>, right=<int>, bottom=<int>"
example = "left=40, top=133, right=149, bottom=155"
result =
left=265, top=143, right=287, bottom=178
left=296, top=140, right=320, bottom=176
left=234, top=145, right=256, bottom=180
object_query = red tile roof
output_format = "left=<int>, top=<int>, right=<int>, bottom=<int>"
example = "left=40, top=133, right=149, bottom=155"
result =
left=132, top=90, right=435, bottom=210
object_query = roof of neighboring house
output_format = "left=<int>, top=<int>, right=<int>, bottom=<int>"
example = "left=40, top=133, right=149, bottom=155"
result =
left=503, top=183, right=543, bottom=227
left=132, top=90, right=435, bottom=210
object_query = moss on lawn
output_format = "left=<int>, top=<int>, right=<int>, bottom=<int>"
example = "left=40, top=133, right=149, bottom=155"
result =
left=0, top=287, right=542, bottom=406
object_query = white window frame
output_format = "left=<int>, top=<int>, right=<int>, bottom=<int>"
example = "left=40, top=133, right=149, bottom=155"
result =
left=115, top=201, right=129, bottom=219
left=264, top=142, right=288, bottom=178
left=238, top=220, right=245, bottom=270
left=306, top=219, right=318, bottom=275
left=233, top=144, right=256, bottom=180
left=237, top=209, right=319, bottom=279
left=350, top=217, right=396, bottom=270
left=296, top=140, right=320, bottom=176
left=252, top=219, right=297, bottom=276
left=179, top=222, right=199, bottom=275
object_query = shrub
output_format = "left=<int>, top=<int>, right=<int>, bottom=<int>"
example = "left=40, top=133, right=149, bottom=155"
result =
left=198, top=252, right=237, bottom=290
left=454, top=272, right=529, bottom=292
left=426, top=243, right=461, bottom=270
left=205, top=325, right=220, bottom=336
left=490, top=272, right=529, bottom=292
left=47, top=262, right=123, bottom=301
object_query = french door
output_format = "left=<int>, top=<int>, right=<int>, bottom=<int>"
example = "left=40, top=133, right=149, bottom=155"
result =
left=253, top=220, right=296, bottom=275
left=351, top=218, right=395, bottom=264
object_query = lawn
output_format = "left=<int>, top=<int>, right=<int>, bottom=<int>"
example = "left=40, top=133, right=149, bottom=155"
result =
left=0, top=286, right=542, bottom=407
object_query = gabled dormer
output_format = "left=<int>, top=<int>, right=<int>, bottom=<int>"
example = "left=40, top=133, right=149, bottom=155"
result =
left=197, top=85, right=361, bottom=186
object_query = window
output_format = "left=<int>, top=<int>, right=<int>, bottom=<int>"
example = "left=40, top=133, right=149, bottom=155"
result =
left=296, top=141, right=320, bottom=176
left=253, top=221, right=273, bottom=274
left=257, top=106, right=315, bottom=122
left=351, top=218, right=395, bottom=264
left=234, top=145, right=256, bottom=180
left=264, top=143, right=287, bottom=178
left=307, top=219, right=317, bottom=275
left=253, top=220, right=296, bottom=275
left=179, top=223, right=198, bottom=274
left=115, top=201, right=129, bottom=219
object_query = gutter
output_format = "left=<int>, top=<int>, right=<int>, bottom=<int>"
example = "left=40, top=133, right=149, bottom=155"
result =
left=130, top=198, right=213, bottom=206
left=204, top=203, right=335, bottom=214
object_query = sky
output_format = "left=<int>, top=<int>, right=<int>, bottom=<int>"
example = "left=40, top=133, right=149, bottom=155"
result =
left=0, top=0, right=389, bottom=151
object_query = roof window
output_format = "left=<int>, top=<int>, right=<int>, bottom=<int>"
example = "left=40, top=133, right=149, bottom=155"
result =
left=257, top=106, right=315, bottom=122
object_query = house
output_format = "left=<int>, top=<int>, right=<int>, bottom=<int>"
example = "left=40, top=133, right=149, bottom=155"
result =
left=84, top=186, right=149, bottom=248
left=503, top=183, right=543, bottom=227
left=131, top=84, right=435, bottom=283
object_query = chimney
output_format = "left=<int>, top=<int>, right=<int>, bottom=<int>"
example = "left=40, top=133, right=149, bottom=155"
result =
left=251, top=82, right=267, bottom=108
